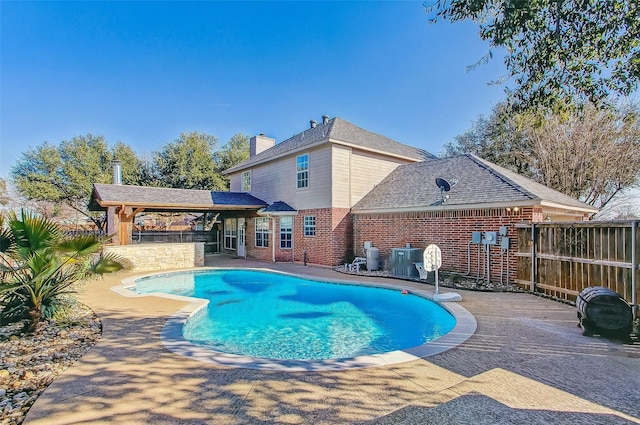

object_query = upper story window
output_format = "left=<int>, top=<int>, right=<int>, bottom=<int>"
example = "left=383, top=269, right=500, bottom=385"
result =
left=280, top=216, right=292, bottom=249
left=241, top=170, right=251, bottom=192
left=255, top=217, right=269, bottom=248
left=296, top=154, right=309, bottom=189
left=303, top=215, right=316, bottom=237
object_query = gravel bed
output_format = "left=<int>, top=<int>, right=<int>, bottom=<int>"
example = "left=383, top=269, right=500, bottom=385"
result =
left=0, top=306, right=101, bottom=425
left=336, top=267, right=522, bottom=292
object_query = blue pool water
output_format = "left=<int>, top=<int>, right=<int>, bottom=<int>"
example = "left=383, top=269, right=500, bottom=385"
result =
left=133, top=269, right=456, bottom=360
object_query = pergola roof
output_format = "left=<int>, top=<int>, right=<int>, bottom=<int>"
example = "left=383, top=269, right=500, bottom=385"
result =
left=90, top=184, right=268, bottom=213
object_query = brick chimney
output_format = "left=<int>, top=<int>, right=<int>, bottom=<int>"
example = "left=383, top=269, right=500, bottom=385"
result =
left=250, top=134, right=276, bottom=157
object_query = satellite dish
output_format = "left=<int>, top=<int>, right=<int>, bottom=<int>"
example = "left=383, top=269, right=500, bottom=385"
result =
left=435, top=177, right=458, bottom=204
left=435, top=177, right=451, bottom=192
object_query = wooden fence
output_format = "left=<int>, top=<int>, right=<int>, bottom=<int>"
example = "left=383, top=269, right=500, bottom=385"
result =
left=516, top=221, right=639, bottom=318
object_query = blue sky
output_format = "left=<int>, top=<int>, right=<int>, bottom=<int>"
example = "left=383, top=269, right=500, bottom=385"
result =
left=0, top=1, right=508, bottom=178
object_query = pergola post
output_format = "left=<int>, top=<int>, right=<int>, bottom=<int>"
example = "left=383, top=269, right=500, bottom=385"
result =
left=115, top=205, right=144, bottom=245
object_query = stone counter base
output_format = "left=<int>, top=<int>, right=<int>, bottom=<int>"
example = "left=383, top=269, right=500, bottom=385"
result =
left=104, top=242, right=205, bottom=272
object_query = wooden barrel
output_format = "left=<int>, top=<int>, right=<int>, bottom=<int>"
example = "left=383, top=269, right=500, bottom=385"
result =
left=576, top=286, right=632, bottom=336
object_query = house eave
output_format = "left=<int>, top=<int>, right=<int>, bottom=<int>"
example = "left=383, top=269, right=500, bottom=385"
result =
left=93, top=200, right=266, bottom=211
left=352, top=200, right=543, bottom=215
left=329, top=138, right=424, bottom=162
left=539, top=200, right=598, bottom=214
left=224, top=137, right=423, bottom=176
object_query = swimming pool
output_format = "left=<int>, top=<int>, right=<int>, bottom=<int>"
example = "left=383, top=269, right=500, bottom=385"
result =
left=119, top=268, right=476, bottom=370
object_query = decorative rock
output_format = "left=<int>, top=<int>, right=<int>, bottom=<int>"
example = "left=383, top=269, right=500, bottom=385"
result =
left=0, top=305, right=101, bottom=425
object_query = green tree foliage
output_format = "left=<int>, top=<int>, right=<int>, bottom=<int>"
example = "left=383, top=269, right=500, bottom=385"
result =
left=153, top=131, right=226, bottom=190
left=214, top=133, right=250, bottom=188
left=427, top=0, right=640, bottom=109
left=11, top=135, right=143, bottom=230
left=442, top=101, right=640, bottom=210
left=0, top=210, right=126, bottom=333
left=441, top=102, right=534, bottom=177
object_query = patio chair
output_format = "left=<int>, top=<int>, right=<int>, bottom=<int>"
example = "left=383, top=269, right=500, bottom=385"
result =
left=347, top=257, right=367, bottom=272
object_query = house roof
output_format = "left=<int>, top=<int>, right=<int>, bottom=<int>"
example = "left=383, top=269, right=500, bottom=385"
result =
left=352, top=154, right=599, bottom=214
left=261, top=201, right=297, bottom=213
left=224, top=117, right=435, bottom=174
left=258, top=201, right=298, bottom=216
left=89, top=184, right=268, bottom=212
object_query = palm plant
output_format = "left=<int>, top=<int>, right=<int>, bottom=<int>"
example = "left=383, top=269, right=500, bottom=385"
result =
left=0, top=210, right=126, bottom=333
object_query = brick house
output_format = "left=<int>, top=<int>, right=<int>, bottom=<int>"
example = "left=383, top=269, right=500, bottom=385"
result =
left=94, top=115, right=597, bottom=282
left=226, top=116, right=597, bottom=278
left=351, top=154, right=598, bottom=281
left=224, top=115, right=434, bottom=265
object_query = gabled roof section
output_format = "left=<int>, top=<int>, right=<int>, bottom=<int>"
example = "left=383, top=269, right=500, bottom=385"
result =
left=90, top=184, right=268, bottom=212
left=262, top=201, right=297, bottom=213
left=259, top=201, right=298, bottom=216
left=352, top=154, right=598, bottom=213
left=224, top=117, right=435, bottom=174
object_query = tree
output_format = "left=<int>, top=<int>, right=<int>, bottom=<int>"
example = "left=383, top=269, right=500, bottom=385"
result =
left=441, top=102, right=534, bottom=177
left=11, top=135, right=143, bottom=231
left=427, top=0, right=640, bottom=109
left=0, top=210, right=126, bottom=333
left=525, top=102, right=640, bottom=209
left=153, top=131, right=225, bottom=190
left=443, top=101, right=640, bottom=210
left=0, top=178, right=11, bottom=207
left=214, top=133, right=250, bottom=189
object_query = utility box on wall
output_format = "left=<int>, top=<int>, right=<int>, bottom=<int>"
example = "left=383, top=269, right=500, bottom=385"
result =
left=482, top=231, right=498, bottom=245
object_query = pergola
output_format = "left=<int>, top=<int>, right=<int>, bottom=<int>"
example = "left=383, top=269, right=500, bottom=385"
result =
left=89, top=183, right=268, bottom=245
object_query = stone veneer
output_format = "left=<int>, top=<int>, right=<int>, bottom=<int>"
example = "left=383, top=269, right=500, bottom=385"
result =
left=103, top=242, right=205, bottom=272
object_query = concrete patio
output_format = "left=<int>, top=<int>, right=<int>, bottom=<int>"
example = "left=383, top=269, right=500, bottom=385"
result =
left=25, top=256, right=640, bottom=424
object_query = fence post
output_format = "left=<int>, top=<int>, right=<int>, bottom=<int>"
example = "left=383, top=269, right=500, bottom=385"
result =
left=530, top=223, right=536, bottom=292
left=632, top=221, right=638, bottom=319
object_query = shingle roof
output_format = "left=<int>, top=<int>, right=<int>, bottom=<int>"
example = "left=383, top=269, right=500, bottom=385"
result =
left=261, top=201, right=297, bottom=213
left=224, top=117, right=435, bottom=174
left=352, top=155, right=598, bottom=213
left=90, top=184, right=268, bottom=211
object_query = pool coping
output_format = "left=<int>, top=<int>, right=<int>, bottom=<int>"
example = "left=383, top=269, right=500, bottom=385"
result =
left=115, top=267, right=477, bottom=372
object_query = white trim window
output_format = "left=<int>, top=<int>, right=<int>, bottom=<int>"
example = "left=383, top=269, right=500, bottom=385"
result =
left=296, top=154, right=309, bottom=189
left=303, top=216, right=315, bottom=237
left=280, top=216, right=292, bottom=249
left=241, top=170, right=251, bottom=192
left=224, top=218, right=237, bottom=250
left=255, top=217, right=269, bottom=248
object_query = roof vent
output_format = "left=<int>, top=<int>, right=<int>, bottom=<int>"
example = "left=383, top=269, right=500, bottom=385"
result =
left=310, top=120, right=317, bottom=129
left=322, top=115, right=329, bottom=125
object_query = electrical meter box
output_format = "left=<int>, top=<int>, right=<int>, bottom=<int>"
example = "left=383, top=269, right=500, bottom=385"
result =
left=501, top=236, right=510, bottom=250
left=482, top=231, right=498, bottom=245
left=499, top=226, right=508, bottom=236
left=472, top=232, right=482, bottom=243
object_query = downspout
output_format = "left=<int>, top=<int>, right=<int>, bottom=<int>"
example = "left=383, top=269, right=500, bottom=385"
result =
left=271, top=216, right=276, bottom=263
left=291, top=216, right=295, bottom=263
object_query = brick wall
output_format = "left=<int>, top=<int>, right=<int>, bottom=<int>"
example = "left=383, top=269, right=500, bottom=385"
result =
left=244, top=208, right=352, bottom=266
left=292, top=208, right=352, bottom=266
left=353, top=207, right=535, bottom=284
